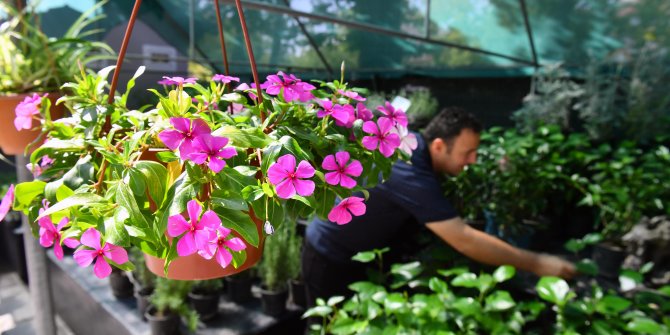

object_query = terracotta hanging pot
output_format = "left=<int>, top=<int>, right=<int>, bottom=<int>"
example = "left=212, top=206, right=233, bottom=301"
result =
left=0, top=93, right=64, bottom=155
left=145, top=210, right=265, bottom=280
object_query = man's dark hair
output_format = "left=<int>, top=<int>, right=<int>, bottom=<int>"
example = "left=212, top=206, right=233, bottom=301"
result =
left=421, top=107, right=482, bottom=144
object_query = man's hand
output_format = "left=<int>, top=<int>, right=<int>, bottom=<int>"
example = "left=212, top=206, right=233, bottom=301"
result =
left=534, top=254, right=577, bottom=280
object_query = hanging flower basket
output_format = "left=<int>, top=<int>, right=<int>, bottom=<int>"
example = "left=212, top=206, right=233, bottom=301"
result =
left=0, top=93, right=64, bottom=155
left=1, top=0, right=418, bottom=281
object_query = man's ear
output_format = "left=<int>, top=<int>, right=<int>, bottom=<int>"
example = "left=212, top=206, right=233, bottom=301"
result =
left=430, top=138, right=446, bottom=153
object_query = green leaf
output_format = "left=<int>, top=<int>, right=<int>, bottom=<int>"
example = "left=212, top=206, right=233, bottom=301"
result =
left=626, top=317, right=662, bottom=333
left=14, top=181, right=46, bottom=211
left=383, top=293, right=406, bottom=312
left=438, top=266, right=468, bottom=277
left=302, top=306, right=333, bottom=318
left=279, top=135, right=313, bottom=161
left=327, top=296, right=345, bottom=306
left=493, top=265, right=516, bottom=283
left=485, top=290, right=516, bottom=311
left=210, top=195, right=248, bottom=211
left=451, top=272, right=478, bottom=288
left=536, top=277, right=571, bottom=306
left=596, top=295, right=631, bottom=315
left=104, top=207, right=130, bottom=246
left=135, top=161, right=168, bottom=207
left=38, top=193, right=105, bottom=218
left=314, top=188, right=336, bottom=219
left=115, top=182, right=151, bottom=235
left=215, top=125, right=272, bottom=148
left=214, top=207, right=260, bottom=248
left=390, top=261, right=422, bottom=281
left=576, top=259, right=599, bottom=276
left=452, top=297, right=481, bottom=316
left=230, top=249, right=247, bottom=269
left=351, top=251, right=375, bottom=263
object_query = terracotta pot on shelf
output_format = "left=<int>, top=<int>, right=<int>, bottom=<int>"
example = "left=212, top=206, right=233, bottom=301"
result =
left=0, top=93, right=64, bottom=155
left=145, top=210, right=265, bottom=280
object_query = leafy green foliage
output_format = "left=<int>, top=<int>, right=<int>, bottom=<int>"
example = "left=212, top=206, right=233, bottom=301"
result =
left=149, top=277, right=198, bottom=331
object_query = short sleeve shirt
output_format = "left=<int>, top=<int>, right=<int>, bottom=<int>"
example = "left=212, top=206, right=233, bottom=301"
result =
left=306, top=133, right=458, bottom=263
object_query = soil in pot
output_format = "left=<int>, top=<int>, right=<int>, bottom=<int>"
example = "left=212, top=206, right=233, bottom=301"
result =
left=145, top=306, right=181, bottom=335
left=109, top=269, right=134, bottom=299
left=135, top=286, right=154, bottom=321
left=259, top=285, right=288, bottom=317
left=188, top=289, right=220, bottom=321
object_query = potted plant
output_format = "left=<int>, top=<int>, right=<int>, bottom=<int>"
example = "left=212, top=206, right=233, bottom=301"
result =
left=258, top=221, right=294, bottom=317
left=224, top=268, right=255, bottom=305
left=128, top=247, right=156, bottom=320
left=108, top=267, right=134, bottom=299
left=1, top=56, right=413, bottom=283
left=188, top=279, right=223, bottom=321
left=146, top=277, right=197, bottom=335
left=0, top=1, right=113, bottom=155
left=286, top=221, right=306, bottom=308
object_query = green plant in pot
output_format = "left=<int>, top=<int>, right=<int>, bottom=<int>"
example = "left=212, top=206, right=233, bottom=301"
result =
left=0, top=1, right=113, bottom=155
left=258, top=220, right=298, bottom=316
left=147, top=277, right=198, bottom=335
left=188, top=279, right=223, bottom=321
left=286, top=220, right=306, bottom=308
left=129, top=247, right=156, bottom=320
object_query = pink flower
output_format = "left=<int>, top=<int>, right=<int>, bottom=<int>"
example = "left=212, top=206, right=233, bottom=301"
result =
left=188, top=135, right=238, bottom=173
left=235, top=83, right=258, bottom=102
left=212, top=74, right=240, bottom=83
left=362, top=118, right=401, bottom=157
left=355, top=103, right=373, bottom=122
left=261, top=71, right=315, bottom=102
left=26, top=155, right=54, bottom=177
left=335, top=104, right=356, bottom=128
left=377, top=101, right=408, bottom=127
left=73, top=228, right=128, bottom=279
left=316, top=100, right=351, bottom=126
left=158, top=117, right=211, bottom=160
left=198, top=226, right=246, bottom=268
left=167, top=200, right=219, bottom=257
left=38, top=215, right=80, bottom=260
left=322, top=151, right=363, bottom=189
left=0, top=185, right=15, bottom=222
left=391, top=126, right=418, bottom=155
left=328, top=197, right=366, bottom=225
left=337, top=89, right=366, bottom=102
left=158, top=76, right=197, bottom=86
left=267, top=154, right=315, bottom=199
left=14, top=93, right=46, bottom=130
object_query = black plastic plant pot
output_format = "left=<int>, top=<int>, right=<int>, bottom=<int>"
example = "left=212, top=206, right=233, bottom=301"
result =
left=225, top=275, right=253, bottom=304
left=145, top=306, right=181, bottom=335
left=592, top=243, right=627, bottom=279
left=288, top=279, right=306, bottom=308
left=259, top=285, right=288, bottom=317
left=188, top=290, right=220, bottom=321
left=109, top=269, right=134, bottom=299
left=135, top=286, right=154, bottom=321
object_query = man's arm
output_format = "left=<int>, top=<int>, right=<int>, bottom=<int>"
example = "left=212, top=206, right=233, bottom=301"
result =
left=426, top=217, right=576, bottom=279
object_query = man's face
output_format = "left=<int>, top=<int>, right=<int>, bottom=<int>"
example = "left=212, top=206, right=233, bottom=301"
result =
left=431, top=128, right=480, bottom=176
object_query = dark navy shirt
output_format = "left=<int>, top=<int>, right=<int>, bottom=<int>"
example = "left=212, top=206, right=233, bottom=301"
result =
left=306, top=133, right=458, bottom=263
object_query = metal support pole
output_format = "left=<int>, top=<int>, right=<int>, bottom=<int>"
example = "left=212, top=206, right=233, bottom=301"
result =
left=16, top=155, right=56, bottom=335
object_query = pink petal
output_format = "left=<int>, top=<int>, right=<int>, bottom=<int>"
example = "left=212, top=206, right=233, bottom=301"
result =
left=0, top=185, right=15, bottom=222
left=187, top=152, right=209, bottom=165
left=194, top=229, right=215, bottom=250
left=295, top=160, right=315, bottom=178
left=321, top=154, right=338, bottom=171
left=378, top=141, right=396, bottom=157
left=324, top=171, right=341, bottom=186
left=103, top=244, right=129, bottom=264
left=178, top=140, right=197, bottom=160
left=362, top=136, right=379, bottom=151
left=176, top=233, right=197, bottom=256
left=73, top=249, right=98, bottom=267
left=339, top=175, right=357, bottom=189
left=63, top=238, right=80, bottom=248
left=344, top=160, right=363, bottom=177
left=377, top=118, right=394, bottom=134
left=328, top=205, right=352, bottom=225
left=346, top=197, right=367, bottom=216
left=55, top=217, right=69, bottom=231
left=215, top=247, right=233, bottom=268
left=208, top=157, right=226, bottom=173
left=169, top=117, right=192, bottom=133
left=53, top=243, right=64, bottom=260
left=277, top=154, right=296, bottom=174
left=362, top=121, right=379, bottom=135
left=14, top=116, right=32, bottom=130
left=210, top=136, right=229, bottom=150
left=80, top=228, right=102, bottom=250
left=275, top=178, right=296, bottom=199
left=224, top=237, right=246, bottom=252
left=217, top=147, right=237, bottom=160
left=216, top=226, right=231, bottom=238
left=187, top=200, right=202, bottom=225
left=267, top=162, right=289, bottom=185
left=158, top=129, right=184, bottom=150
left=200, top=210, right=222, bottom=230
left=331, top=107, right=351, bottom=125
left=93, top=256, right=112, bottom=278
left=167, top=214, right=190, bottom=237
left=334, top=151, right=350, bottom=168
left=293, top=178, right=315, bottom=197
left=38, top=216, right=55, bottom=232
left=39, top=230, right=54, bottom=247
left=198, top=243, right=217, bottom=260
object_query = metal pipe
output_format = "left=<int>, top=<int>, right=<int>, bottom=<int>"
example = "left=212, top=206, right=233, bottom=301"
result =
left=214, top=0, right=231, bottom=75
left=233, top=0, right=265, bottom=110
left=519, top=0, right=539, bottom=67
left=108, top=0, right=143, bottom=102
